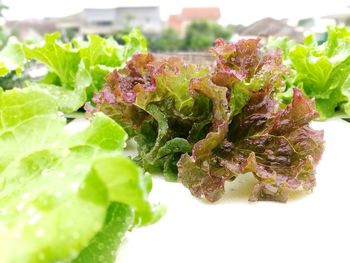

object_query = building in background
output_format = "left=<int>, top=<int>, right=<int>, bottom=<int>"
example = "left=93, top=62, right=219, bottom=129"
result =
left=239, top=17, right=304, bottom=42
left=322, top=6, right=350, bottom=25
left=294, top=17, right=336, bottom=42
left=168, top=7, right=221, bottom=34
left=4, top=4, right=349, bottom=43
left=6, top=6, right=164, bottom=39
left=6, top=19, right=57, bottom=40
left=77, top=7, right=163, bottom=35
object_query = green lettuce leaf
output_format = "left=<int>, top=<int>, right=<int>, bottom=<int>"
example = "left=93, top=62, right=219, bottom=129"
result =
left=286, top=26, right=350, bottom=118
left=122, top=28, right=148, bottom=62
left=343, top=77, right=350, bottom=115
left=25, top=65, right=90, bottom=113
left=24, top=33, right=81, bottom=88
left=76, top=34, right=123, bottom=99
left=78, top=35, right=123, bottom=69
left=0, top=88, right=162, bottom=263
left=266, top=36, right=296, bottom=62
left=77, top=28, right=147, bottom=100
left=0, top=37, right=25, bottom=77
left=73, top=203, right=133, bottom=263
left=23, top=33, right=89, bottom=113
left=23, top=29, right=148, bottom=113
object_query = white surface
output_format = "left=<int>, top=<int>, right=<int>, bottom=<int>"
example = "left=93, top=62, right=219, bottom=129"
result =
left=117, top=119, right=350, bottom=263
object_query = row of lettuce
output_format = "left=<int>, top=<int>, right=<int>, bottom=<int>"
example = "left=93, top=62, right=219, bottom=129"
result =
left=267, top=26, right=350, bottom=119
left=0, top=26, right=348, bottom=262
left=0, top=29, right=147, bottom=112
left=1, top=27, right=349, bottom=119
left=89, top=26, right=350, bottom=203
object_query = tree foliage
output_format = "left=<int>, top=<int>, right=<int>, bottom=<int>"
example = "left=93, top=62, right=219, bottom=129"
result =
left=182, top=20, right=232, bottom=51
left=148, top=21, right=233, bottom=52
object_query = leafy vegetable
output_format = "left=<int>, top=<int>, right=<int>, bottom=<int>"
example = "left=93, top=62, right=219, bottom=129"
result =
left=22, top=28, right=147, bottom=113
left=272, top=26, right=350, bottom=118
left=0, top=37, right=25, bottom=77
left=178, top=87, right=324, bottom=202
left=24, top=33, right=81, bottom=87
left=91, top=54, right=210, bottom=180
left=265, top=36, right=296, bottom=62
left=0, top=87, right=162, bottom=262
left=93, top=38, right=324, bottom=202
left=178, top=38, right=323, bottom=202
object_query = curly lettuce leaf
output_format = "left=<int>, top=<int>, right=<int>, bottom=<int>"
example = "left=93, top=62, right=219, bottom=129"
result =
left=266, top=36, right=296, bottom=62
left=92, top=54, right=210, bottom=180
left=24, top=33, right=81, bottom=87
left=287, top=26, right=350, bottom=118
left=76, top=35, right=119, bottom=100
left=0, top=88, right=162, bottom=263
left=23, top=33, right=90, bottom=112
left=178, top=77, right=230, bottom=201
left=178, top=88, right=324, bottom=202
left=78, top=35, right=123, bottom=69
left=95, top=54, right=208, bottom=112
left=75, top=30, right=146, bottom=99
left=23, top=30, right=148, bottom=113
left=210, top=38, right=288, bottom=117
left=122, top=28, right=148, bottom=62
left=93, top=38, right=324, bottom=202
left=177, top=39, right=323, bottom=202
left=210, top=38, right=262, bottom=86
left=0, top=37, right=25, bottom=77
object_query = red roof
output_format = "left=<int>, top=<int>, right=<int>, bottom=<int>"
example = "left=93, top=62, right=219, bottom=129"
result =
left=168, top=15, right=183, bottom=32
left=181, top=7, right=221, bottom=20
left=167, top=7, right=221, bottom=32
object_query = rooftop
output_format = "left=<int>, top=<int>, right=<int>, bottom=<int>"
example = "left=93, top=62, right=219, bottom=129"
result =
left=240, top=17, right=304, bottom=40
left=181, top=7, right=221, bottom=20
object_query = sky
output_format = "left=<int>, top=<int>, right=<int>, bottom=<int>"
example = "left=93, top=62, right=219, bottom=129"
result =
left=2, top=0, right=350, bottom=25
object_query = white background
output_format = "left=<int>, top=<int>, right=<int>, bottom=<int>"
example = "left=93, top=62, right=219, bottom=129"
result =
left=118, top=119, right=350, bottom=263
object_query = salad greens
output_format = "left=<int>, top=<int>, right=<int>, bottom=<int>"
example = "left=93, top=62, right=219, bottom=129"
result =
left=269, top=26, right=350, bottom=119
left=90, top=54, right=210, bottom=180
left=0, top=87, right=162, bottom=263
left=0, top=29, right=147, bottom=113
left=24, top=29, right=147, bottom=113
left=0, top=36, right=25, bottom=77
left=92, top=38, right=324, bottom=202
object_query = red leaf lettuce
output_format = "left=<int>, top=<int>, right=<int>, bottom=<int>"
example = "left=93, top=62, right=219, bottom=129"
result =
left=91, top=38, right=324, bottom=202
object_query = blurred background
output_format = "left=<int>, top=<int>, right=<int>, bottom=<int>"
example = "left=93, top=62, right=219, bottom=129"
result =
left=1, top=0, right=349, bottom=88
left=1, top=0, right=349, bottom=50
